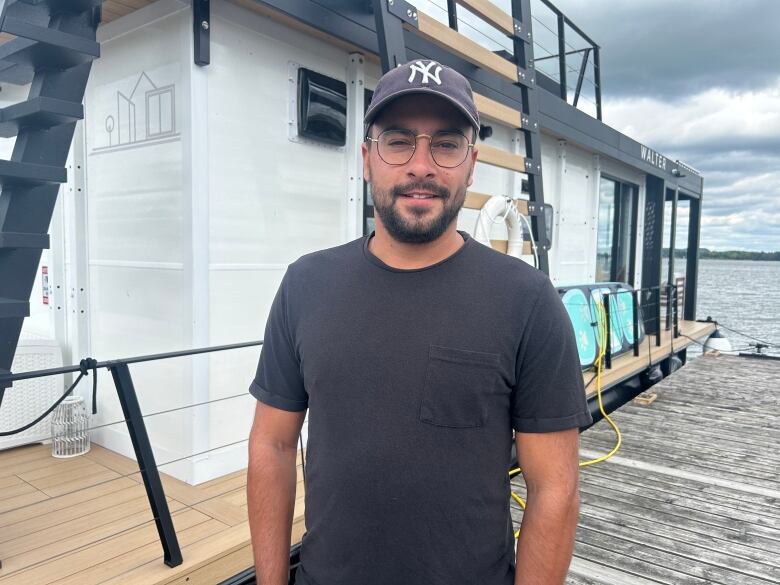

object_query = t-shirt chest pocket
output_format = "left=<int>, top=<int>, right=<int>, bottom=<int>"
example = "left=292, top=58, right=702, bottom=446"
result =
left=419, top=345, right=501, bottom=429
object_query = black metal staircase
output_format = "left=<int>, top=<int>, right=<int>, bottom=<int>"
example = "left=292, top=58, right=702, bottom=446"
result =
left=0, top=0, right=100, bottom=408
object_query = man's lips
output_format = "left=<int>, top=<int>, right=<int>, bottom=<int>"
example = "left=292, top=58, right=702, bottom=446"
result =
left=399, top=192, right=439, bottom=200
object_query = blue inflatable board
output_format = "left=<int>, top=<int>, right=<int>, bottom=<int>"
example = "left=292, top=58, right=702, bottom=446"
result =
left=561, top=289, right=597, bottom=367
left=589, top=287, right=623, bottom=354
left=615, top=287, right=641, bottom=344
left=557, top=282, right=646, bottom=369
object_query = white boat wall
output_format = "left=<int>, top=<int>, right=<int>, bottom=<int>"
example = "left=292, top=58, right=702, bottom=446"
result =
left=1, top=0, right=703, bottom=486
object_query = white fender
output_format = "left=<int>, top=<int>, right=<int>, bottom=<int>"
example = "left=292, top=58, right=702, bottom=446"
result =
left=474, top=196, right=526, bottom=259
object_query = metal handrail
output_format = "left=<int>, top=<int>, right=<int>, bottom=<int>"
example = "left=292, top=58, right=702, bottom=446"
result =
left=0, top=340, right=262, bottom=386
left=0, top=339, right=264, bottom=568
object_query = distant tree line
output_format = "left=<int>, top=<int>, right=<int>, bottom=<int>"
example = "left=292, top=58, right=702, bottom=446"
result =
left=663, top=248, right=780, bottom=261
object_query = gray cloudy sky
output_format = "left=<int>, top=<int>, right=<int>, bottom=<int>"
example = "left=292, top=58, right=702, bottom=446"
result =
left=544, top=0, right=780, bottom=252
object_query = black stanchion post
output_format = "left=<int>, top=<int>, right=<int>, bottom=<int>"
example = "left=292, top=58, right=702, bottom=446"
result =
left=655, top=287, right=662, bottom=347
left=602, top=293, right=612, bottom=369
left=632, top=289, right=640, bottom=357
left=110, top=363, right=183, bottom=567
left=673, top=284, right=680, bottom=338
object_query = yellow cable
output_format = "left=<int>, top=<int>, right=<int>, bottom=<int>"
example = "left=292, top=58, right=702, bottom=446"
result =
left=509, top=301, right=622, bottom=539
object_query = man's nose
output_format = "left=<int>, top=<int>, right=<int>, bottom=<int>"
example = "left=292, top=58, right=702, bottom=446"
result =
left=406, top=138, right=437, bottom=178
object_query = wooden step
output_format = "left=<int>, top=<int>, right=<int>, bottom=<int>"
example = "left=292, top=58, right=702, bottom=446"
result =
left=456, top=0, right=514, bottom=36
left=409, top=13, right=517, bottom=84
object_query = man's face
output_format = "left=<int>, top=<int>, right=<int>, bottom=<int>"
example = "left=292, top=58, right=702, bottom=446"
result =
left=362, top=94, right=478, bottom=244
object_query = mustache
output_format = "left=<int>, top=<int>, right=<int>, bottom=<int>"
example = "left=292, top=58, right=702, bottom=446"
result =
left=391, top=181, right=450, bottom=200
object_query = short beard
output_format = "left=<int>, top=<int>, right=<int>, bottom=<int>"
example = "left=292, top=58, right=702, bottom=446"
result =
left=371, top=179, right=465, bottom=244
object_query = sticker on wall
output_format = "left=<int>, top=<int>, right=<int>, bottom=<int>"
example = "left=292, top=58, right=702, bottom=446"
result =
left=89, top=65, right=180, bottom=155
left=42, top=266, right=49, bottom=305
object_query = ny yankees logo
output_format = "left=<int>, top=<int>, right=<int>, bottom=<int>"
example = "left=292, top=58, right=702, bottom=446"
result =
left=408, top=60, right=443, bottom=85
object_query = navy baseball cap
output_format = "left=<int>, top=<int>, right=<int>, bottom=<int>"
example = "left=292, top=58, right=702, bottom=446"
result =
left=364, top=59, right=480, bottom=135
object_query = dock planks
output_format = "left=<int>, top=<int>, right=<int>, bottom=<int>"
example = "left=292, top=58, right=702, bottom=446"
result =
left=513, top=353, right=780, bottom=584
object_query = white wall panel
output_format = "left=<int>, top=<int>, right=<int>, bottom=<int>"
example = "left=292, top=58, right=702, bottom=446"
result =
left=207, top=4, right=351, bottom=267
left=555, top=143, right=595, bottom=285
left=84, top=10, right=193, bottom=479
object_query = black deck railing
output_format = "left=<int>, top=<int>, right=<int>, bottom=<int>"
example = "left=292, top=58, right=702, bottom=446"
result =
left=597, top=283, right=683, bottom=372
left=531, top=0, right=602, bottom=119
left=0, top=340, right=263, bottom=569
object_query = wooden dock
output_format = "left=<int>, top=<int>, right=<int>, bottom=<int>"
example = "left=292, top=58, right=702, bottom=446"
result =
left=514, top=353, right=780, bottom=584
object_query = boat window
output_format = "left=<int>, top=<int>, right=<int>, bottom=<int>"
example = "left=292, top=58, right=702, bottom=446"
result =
left=297, top=68, right=347, bottom=146
left=596, top=177, right=638, bottom=284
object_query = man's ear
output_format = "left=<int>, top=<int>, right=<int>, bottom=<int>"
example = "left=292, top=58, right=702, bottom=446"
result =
left=362, top=142, right=371, bottom=182
left=467, top=147, right=478, bottom=187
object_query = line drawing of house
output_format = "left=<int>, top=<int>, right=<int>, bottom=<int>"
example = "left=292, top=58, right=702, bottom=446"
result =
left=95, top=71, right=179, bottom=154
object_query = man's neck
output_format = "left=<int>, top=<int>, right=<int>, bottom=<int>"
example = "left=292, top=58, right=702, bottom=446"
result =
left=368, top=227, right=465, bottom=270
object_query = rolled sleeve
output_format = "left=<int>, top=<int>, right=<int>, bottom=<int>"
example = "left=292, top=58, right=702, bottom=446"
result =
left=511, top=278, right=592, bottom=432
left=248, top=267, right=309, bottom=412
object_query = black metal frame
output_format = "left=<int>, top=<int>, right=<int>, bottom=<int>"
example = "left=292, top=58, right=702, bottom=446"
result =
left=0, top=340, right=263, bottom=569
left=597, top=284, right=682, bottom=372
left=193, top=0, right=210, bottom=65
left=511, top=0, right=549, bottom=273
left=536, top=0, right=602, bottom=120
left=371, top=0, right=410, bottom=72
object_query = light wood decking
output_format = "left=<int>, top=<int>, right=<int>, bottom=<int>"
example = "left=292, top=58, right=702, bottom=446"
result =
left=583, top=319, right=716, bottom=395
left=0, top=445, right=304, bottom=585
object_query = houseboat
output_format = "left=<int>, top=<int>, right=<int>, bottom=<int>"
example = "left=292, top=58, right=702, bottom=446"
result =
left=0, top=0, right=716, bottom=583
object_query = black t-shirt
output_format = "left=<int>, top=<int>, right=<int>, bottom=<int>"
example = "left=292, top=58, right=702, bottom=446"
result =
left=250, top=231, right=591, bottom=585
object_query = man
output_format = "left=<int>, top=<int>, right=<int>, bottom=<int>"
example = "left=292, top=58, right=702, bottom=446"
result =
left=247, top=60, right=592, bottom=585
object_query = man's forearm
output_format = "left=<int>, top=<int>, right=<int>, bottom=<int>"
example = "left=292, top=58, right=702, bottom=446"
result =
left=247, top=440, right=298, bottom=585
left=514, top=489, right=580, bottom=585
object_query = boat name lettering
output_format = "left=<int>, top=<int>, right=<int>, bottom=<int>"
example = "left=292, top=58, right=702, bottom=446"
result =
left=640, top=145, right=667, bottom=170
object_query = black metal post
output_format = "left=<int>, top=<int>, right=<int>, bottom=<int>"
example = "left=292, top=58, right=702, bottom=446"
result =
left=602, top=293, right=612, bottom=369
left=572, top=48, right=590, bottom=108
left=655, top=288, right=662, bottom=347
left=666, top=188, right=678, bottom=330
left=593, top=46, right=602, bottom=120
left=372, top=0, right=407, bottom=72
left=632, top=289, right=640, bottom=357
left=673, top=284, right=680, bottom=338
left=446, top=0, right=458, bottom=30
left=685, top=194, right=703, bottom=320
left=193, top=0, right=210, bottom=65
left=511, top=0, right=550, bottom=274
left=556, top=13, right=567, bottom=101
left=110, top=363, right=182, bottom=567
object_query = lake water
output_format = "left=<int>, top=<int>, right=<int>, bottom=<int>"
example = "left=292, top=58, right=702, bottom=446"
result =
left=692, top=259, right=780, bottom=357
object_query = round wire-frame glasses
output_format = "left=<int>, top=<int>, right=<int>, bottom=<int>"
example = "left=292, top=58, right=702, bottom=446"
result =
left=366, top=129, right=474, bottom=168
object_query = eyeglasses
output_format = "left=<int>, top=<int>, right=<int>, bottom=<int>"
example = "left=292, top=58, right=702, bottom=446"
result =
left=365, top=129, right=474, bottom=168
